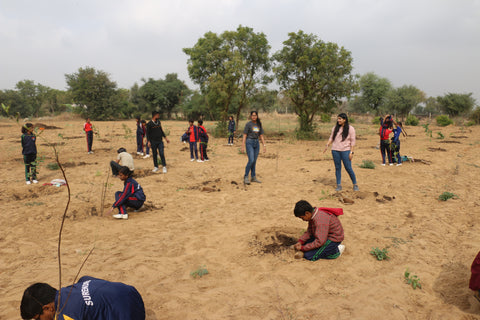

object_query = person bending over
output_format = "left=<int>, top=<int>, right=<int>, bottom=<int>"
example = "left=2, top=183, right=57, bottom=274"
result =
left=20, top=275, right=145, bottom=320
left=293, top=200, right=345, bottom=261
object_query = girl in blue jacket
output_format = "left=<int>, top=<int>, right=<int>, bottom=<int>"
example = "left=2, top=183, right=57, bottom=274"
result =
left=106, top=166, right=145, bottom=220
left=21, top=123, right=38, bottom=185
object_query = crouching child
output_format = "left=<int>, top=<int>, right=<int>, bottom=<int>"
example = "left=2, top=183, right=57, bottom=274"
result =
left=105, top=166, right=146, bottom=220
left=293, top=200, right=345, bottom=261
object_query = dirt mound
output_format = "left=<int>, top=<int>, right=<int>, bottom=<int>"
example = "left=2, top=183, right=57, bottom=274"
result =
left=250, top=227, right=299, bottom=256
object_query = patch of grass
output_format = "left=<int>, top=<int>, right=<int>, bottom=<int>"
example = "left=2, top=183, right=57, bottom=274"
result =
left=404, top=268, right=422, bottom=289
left=436, top=132, right=444, bottom=139
left=190, top=265, right=209, bottom=279
left=370, top=247, right=389, bottom=261
left=359, top=160, right=375, bottom=169
left=47, top=162, right=60, bottom=170
left=95, top=170, right=102, bottom=176
left=438, top=192, right=457, bottom=201
left=318, top=189, right=334, bottom=201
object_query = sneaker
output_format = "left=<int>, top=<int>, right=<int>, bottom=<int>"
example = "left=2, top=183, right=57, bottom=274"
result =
left=162, top=166, right=167, bottom=173
left=26, top=181, right=31, bottom=185
left=113, top=213, right=128, bottom=220
left=197, top=159, right=203, bottom=163
left=244, top=176, right=250, bottom=185
left=389, top=163, right=393, bottom=166
left=143, top=154, right=150, bottom=159
left=251, top=176, right=261, bottom=183
left=338, top=244, right=346, bottom=256
left=152, top=167, right=159, bottom=173
left=32, top=180, right=39, bottom=184
left=335, top=185, right=342, bottom=191
left=353, top=185, right=359, bottom=191
left=396, top=163, right=402, bottom=166
left=89, top=151, right=94, bottom=154
left=136, top=152, right=141, bottom=155
left=204, top=159, right=209, bottom=161
left=190, top=158, right=195, bottom=162
left=381, top=163, right=386, bottom=166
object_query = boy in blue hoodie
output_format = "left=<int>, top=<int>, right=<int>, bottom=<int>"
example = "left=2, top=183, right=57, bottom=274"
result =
left=21, top=123, right=38, bottom=185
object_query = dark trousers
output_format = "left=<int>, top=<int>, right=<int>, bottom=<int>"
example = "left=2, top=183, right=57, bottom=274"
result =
left=228, top=131, right=234, bottom=144
left=86, top=131, right=93, bottom=152
left=24, top=154, right=37, bottom=181
left=136, top=134, right=143, bottom=153
left=303, top=237, right=341, bottom=261
left=110, top=161, right=122, bottom=176
left=189, top=141, right=198, bottom=159
left=392, top=140, right=402, bottom=164
left=151, top=140, right=166, bottom=168
left=114, top=191, right=143, bottom=215
left=199, top=142, right=208, bottom=160
left=380, top=140, right=393, bottom=164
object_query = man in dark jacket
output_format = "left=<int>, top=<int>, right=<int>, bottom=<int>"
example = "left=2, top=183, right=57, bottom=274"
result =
left=146, top=111, right=170, bottom=173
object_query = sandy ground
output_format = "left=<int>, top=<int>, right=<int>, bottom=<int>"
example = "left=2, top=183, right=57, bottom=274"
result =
left=1, top=114, right=480, bottom=320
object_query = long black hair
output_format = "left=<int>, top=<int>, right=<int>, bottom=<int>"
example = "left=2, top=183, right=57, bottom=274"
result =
left=332, top=113, right=350, bottom=142
left=250, top=111, right=262, bottom=128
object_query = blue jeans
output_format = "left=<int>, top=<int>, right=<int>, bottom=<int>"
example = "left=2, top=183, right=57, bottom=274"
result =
left=189, top=141, right=198, bottom=159
left=332, top=150, right=357, bottom=186
left=244, top=138, right=260, bottom=177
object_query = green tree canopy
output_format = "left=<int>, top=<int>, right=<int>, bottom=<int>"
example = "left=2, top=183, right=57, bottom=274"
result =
left=272, top=30, right=358, bottom=133
left=354, top=72, right=392, bottom=115
left=437, top=92, right=476, bottom=117
left=387, top=85, right=425, bottom=121
left=136, top=73, right=189, bottom=119
left=183, top=25, right=271, bottom=123
left=65, top=66, right=119, bottom=120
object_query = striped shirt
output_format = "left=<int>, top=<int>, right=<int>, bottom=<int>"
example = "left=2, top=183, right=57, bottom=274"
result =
left=298, top=207, right=344, bottom=251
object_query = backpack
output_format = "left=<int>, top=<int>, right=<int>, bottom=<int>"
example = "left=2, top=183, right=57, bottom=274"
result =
left=132, top=183, right=146, bottom=201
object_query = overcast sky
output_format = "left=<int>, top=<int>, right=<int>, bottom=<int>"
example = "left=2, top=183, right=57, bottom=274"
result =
left=1, top=0, right=479, bottom=103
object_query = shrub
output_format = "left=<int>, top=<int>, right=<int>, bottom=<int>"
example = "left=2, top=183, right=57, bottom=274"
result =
left=47, top=162, right=60, bottom=170
left=470, top=108, right=480, bottom=125
left=320, top=113, right=331, bottom=123
left=372, top=116, right=381, bottom=125
left=438, top=192, right=457, bottom=201
left=405, top=114, right=419, bottom=126
left=359, top=160, right=375, bottom=169
left=370, top=247, right=389, bottom=261
left=436, top=115, right=453, bottom=127
left=212, top=121, right=227, bottom=138
left=404, top=268, right=422, bottom=290
left=190, top=265, right=209, bottom=278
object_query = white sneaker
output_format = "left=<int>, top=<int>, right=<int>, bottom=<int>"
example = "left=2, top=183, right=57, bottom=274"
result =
left=162, top=166, right=167, bottom=173
left=338, top=244, right=345, bottom=256
left=204, top=159, right=209, bottom=161
left=396, top=163, right=402, bottom=166
left=152, top=167, right=159, bottom=173
left=113, top=213, right=128, bottom=220
left=143, top=154, right=150, bottom=159
left=140, top=152, right=144, bottom=156
left=381, top=164, right=386, bottom=166
left=389, top=163, right=393, bottom=166
left=26, top=181, right=31, bottom=185
left=32, top=180, right=38, bottom=184
left=197, top=159, right=203, bottom=163
left=190, top=159, right=195, bottom=162
left=137, top=152, right=141, bottom=155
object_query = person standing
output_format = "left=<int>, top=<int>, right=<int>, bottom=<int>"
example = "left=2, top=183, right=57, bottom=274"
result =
left=227, top=116, right=236, bottom=145
left=141, top=120, right=150, bottom=158
left=324, top=113, right=359, bottom=191
left=379, top=114, right=394, bottom=166
left=135, top=117, right=144, bottom=156
left=186, top=120, right=200, bottom=162
left=21, top=123, right=38, bottom=185
left=146, top=111, right=169, bottom=173
left=242, top=111, right=266, bottom=185
left=83, top=117, right=94, bottom=154
left=198, top=120, right=209, bottom=161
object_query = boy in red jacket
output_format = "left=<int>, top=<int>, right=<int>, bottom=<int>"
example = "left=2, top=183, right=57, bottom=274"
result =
left=293, top=200, right=345, bottom=260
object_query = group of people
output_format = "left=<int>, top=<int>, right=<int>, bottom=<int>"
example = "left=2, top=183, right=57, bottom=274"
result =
left=379, top=114, right=407, bottom=166
left=183, top=119, right=209, bottom=162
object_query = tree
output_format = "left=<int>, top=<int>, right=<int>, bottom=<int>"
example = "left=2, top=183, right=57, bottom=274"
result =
left=137, top=74, right=189, bottom=119
left=353, top=73, right=392, bottom=114
left=386, top=85, right=425, bottom=121
left=437, top=93, right=475, bottom=117
left=250, top=86, right=279, bottom=113
left=65, top=67, right=119, bottom=120
left=273, top=30, right=358, bottom=133
left=183, top=25, right=271, bottom=124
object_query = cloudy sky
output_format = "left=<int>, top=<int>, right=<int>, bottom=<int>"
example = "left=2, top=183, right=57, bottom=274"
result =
left=1, top=0, right=479, bottom=103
